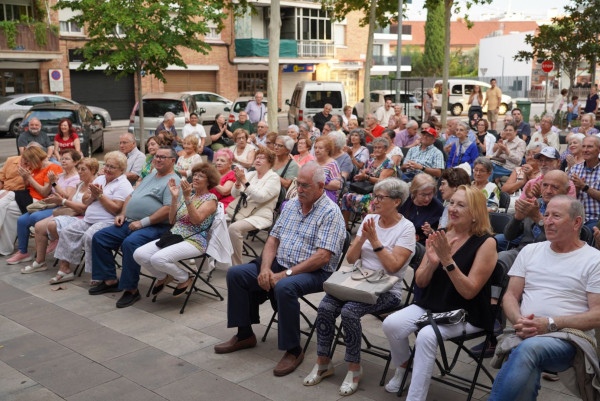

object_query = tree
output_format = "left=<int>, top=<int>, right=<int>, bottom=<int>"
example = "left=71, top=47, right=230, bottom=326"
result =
left=267, top=0, right=281, bottom=133
left=514, top=1, right=600, bottom=99
left=423, top=0, right=444, bottom=76
left=55, top=0, right=245, bottom=149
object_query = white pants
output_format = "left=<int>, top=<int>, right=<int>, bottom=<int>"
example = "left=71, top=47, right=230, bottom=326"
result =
left=0, top=192, right=21, bottom=255
left=382, top=304, right=482, bottom=401
left=228, top=219, right=257, bottom=266
left=133, top=239, right=201, bottom=283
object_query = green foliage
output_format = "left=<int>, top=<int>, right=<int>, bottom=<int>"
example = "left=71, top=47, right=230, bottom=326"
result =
left=53, top=0, right=248, bottom=81
left=449, top=46, right=478, bottom=76
left=514, top=0, right=600, bottom=95
left=32, top=22, right=47, bottom=47
left=325, top=0, right=404, bottom=27
left=422, top=0, right=444, bottom=76
left=0, top=21, right=17, bottom=49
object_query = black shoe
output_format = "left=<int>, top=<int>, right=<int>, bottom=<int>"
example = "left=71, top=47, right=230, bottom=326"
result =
left=88, top=281, right=121, bottom=295
left=116, top=290, right=141, bottom=308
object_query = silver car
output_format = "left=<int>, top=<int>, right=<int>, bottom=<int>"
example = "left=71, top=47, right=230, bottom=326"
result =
left=185, top=91, right=232, bottom=126
left=0, top=93, right=112, bottom=136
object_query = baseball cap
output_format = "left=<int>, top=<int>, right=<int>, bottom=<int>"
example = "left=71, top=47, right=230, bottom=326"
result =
left=421, top=127, right=438, bottom=138
left=534, top=146, right=560, bottom=160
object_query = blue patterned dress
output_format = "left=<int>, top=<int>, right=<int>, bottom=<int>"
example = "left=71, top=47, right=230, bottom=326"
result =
left=170, top=192, right=217, bottom=253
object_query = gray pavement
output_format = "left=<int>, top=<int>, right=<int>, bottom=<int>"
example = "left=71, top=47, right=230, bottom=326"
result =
left=0, top=233, right=581, bottom=401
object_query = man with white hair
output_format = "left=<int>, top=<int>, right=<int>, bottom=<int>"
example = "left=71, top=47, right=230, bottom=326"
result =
left=394, top=120, right=420, bottom=148
left=155, top=112, right=179, bottom=145
left=245, top=92, right=267, bottom=126
left=313, top=104, right=333, bottom=132
left=570, top=135, right=600, bottom=229
left=17, top=118, right=54, bottom=159
left=119, top=133, right=145, bottom=184
left=214, top=162, right=346, bottom=377
left=530, top=114, right=559, bottom=151
left=330, top=115, right=345, bottom=135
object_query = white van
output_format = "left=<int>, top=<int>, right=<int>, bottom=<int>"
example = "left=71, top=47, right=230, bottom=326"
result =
left=433, top=79, right=513, bottom=116
left=286, top=81, right=346, bottom=125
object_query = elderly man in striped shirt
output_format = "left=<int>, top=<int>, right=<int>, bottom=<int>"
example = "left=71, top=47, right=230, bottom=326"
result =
left=214, top=161, right=346, bottom=377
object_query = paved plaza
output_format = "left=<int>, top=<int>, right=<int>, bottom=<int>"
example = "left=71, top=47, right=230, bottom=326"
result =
left=0, top=238, right=581, bottom=401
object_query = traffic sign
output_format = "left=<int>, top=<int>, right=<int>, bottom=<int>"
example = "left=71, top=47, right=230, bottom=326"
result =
left=541, top=60, right=554, bottom=73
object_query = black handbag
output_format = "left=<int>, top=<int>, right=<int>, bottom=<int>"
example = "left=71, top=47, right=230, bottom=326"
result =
left=13, top=189, right=33, bottom=214
left=349, top=180, right=374, bottom=195
left=155, top=232, right=185, bottom=248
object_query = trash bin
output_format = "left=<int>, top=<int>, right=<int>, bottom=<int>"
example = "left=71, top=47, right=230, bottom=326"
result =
left=516, top=99, right=532, bottom=124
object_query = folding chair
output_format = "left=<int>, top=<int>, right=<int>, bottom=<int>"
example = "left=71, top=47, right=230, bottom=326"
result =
left=580, top=224, right=595, bottom=246
left=498, top=191, right=510, bottom=211
left=398, top=258, right=510, bottom=400
left=260, top=231, right=352, bottom=353
left=489, top=212, right=512, bottom=236
left=328, top=242, right=425, bottom=386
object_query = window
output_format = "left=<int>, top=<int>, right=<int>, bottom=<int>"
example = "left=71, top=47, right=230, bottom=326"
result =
left=205, top=22, right=220, bottom=40
left=0, top=1, right=32, bottom=21
left=59, top=21, right=82, bottom=34
left=296, top=8, right=331, bottom=41
left=451, top=85, right=463, bottom=95
left=58, top=7, right=84, bottom=35
left=238, top=71, right=267, bottom=97
left=306, top=91, right=343, bottom=109
left=334, top=24, right=345, bottom=47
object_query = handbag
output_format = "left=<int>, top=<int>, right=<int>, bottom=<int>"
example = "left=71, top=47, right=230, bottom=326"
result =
left=13, top=189, right=33, bottom=214
left=285, top=178, right=298, bottom=200
left=221, top=136, right=234, bottom=147
left=323, top=260, right=399, bottom=305
left=349, top=180, right=374, bottom=195
left=414, top=308, right=467, bottom=330
left=26, top=199, right=54, bottom=213
left=155, top=232, right=185, bottom=248
left=52, top=206, right=79, bottom=217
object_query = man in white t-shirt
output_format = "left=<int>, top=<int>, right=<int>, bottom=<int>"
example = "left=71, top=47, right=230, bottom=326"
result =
left=376, top=98, right=395, bottom=128
left=489, top=195, right=600, bottom=400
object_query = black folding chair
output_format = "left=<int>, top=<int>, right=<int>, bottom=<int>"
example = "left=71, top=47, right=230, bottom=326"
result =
left=489, top=212, right=512, bottom=236
left=498, top=191, right=510, bottom=211
left=328, top=242, right=425, bottom=386
left=398, top=259, right=510, bottom=400
left=260, top=231, right=352, bottom=353
left=242, top=187, right=288, bottom=259
left=580, top=224, right=595, bottom=247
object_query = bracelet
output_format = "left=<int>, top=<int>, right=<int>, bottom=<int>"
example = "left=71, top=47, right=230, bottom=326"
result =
left=62, top=199, right=67, bottom=206
left=98, top=193, right=104, bottom=200
left=140, top=217, right=151, bottom=228
left=373, top=246, right=384, bottom=253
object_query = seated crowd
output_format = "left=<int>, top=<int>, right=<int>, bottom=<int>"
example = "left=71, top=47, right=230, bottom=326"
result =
left=2, top=101, right=600, bottom=400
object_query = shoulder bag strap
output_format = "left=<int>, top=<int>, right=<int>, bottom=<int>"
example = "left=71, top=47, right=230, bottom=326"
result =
left=426, top=310, right=451, bottom=370
left=280, top=157, right=293, bottom=178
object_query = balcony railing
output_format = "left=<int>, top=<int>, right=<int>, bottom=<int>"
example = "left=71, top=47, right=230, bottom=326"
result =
left=297, top=40, right=334, bottom=58
left=373, top=55, right=412, bottom=66
left=0, top=24, right=59, bottom=52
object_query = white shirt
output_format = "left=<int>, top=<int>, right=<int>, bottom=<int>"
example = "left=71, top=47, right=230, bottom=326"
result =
left=357, top=214, right=416, bottom=297
left=83, top=174, right=133, bottom=224
left=510, top=241, right=600, bottom=334
left=375, top=106, right=395, bottom=128
left=182, top=123, right=207, bottom=140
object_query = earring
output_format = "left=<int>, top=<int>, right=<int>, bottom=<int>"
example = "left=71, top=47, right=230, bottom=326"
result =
left=472, top=219, right=476, bottom=223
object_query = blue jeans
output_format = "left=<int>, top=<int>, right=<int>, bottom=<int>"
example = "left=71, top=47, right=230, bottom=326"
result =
left=226, top=259, right=331, bottom=351
left=489, top=336, right=575, bottom=401
left=585, top=219, right=598, bottom=230
left=567, top=113, right=578, bottom=125
left=17, top=208, right=55, bottom=253
left=91, top=222, right=170, bottom=291
left=201, top=147, right=214, bottom=162
left=490, top=164, right=512, bottom=182
left=495, top=233, right=522, bottom=251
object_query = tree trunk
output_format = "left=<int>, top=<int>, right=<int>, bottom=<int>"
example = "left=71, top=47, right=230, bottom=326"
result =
left=137, top=68, right=144, bottom=150
left=267, top=0, right=281, bottom=133
left=364, top=0, right=377, bottom=121
left=441, top=0, right=452, bottom=129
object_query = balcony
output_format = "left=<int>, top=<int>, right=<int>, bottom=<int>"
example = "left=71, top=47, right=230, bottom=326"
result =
left=373, top=55, right=412, bottom=66
left=297, top=40, right=334, bottom=58
left=0, top=23, right=59, bottom=54
left=235, top=38, right=298, bottom=58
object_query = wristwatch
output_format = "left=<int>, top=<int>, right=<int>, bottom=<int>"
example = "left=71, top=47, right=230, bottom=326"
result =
left=51, top=182, right=57, bottom=187
left=583, top=185, right=590, bottom=193
left=285, top=269, right=293, bottom=277
left=548, top=317, right=558, bottom=332
left=443, top=263, right=456, bottom=272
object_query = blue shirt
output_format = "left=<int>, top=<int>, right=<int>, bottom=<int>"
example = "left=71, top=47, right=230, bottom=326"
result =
left=447, top=141, right=479, bottom=168
left=270, top=193, right=346, bottom=272
left=517, top=122, right=531, bottom=138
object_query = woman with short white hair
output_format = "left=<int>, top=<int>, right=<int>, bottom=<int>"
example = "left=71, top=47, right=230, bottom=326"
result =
left=272, top=135, right=299, bottom=189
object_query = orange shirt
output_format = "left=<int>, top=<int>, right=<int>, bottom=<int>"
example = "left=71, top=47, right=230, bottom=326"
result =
left=29, top=163, right=63, bottom=200
left=0, top=156, right=25, bottom=191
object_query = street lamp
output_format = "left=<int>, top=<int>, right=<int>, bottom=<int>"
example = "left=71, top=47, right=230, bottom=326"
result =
left=497, top=55, right=505, bottom=78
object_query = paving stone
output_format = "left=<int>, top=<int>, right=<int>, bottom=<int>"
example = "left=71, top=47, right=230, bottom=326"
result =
left=2, top=384, right=66, bottom=401
left=20, top=308, right=102, bottom=341
left=59, top=327, right=147, bottom=363
left=67, top=377, right=168, bottom=401
left=0, top=315, right=33, bottom=343
left=155, top=370, right=268, bottom=401
left=0, top=332, right=74, bottom=370
left=0, top=360, right=38, bottom=397
left=20, top=352, right=120, bottom=398
left=103, top=346, right=199, bottom=390
left=0, top=280, right=31, bottom=305
left=0, top=296, right=63, bottom=323
left=134, top=324, right=220, bottom=357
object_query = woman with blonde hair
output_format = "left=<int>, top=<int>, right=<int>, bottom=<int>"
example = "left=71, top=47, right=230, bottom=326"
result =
left=231, top=128, right=256, bottom=170
left=383, top=185, right=497, bottom=398
left=175, top=135, right=203, bottom=179
left=314, top=136, right=342, bottom=202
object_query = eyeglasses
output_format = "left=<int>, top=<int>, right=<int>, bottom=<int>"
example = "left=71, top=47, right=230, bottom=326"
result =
left=154, top=155, right=173, bottom=160
left=193, top=173, right=206, bottom=179
left=104, top=164, right=118, bottom=170
left=274, top=143, right=285, bottom=149
left=297, top=182, right=313, bottom=189
left=119, top=141, right=133, bottom=145
left=372, top=194, right=396, bottom=202
left=417, top=191, right=434, bottom=199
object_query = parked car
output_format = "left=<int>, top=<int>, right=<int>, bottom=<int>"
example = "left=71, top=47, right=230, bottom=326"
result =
left=286, top=81, right=346, bottom=125
left=128, top=92, right=200, bottom=145
left=225, top=96, right=270, bottom=124
left=0, top=93, right=112, bottom=137
left=16, top=103, right=104, bottom=157
left=353, top=90, right=423, bottom=124
left=433, top=79, right=513, bottom=116
left=184, top=91, right=232, bottom=126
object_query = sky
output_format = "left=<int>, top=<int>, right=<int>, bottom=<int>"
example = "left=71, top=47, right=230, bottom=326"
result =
left=405, top=0, right=570, bottom=20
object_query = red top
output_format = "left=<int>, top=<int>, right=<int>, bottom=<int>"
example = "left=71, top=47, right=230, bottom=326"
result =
left=367, top=125, right=385, bottom=142
left=54, top=133, right=79, bottom=153
left=209, top=170, right=236, bottom=209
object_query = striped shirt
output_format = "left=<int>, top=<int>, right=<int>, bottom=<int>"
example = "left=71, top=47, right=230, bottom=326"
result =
left=271, top=193, right=346, bottom=272
left=570, top=161, right=600, bottom=222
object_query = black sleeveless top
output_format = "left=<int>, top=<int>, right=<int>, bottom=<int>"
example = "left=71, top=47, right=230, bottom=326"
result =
left=416, top=234, right=493, bottom=330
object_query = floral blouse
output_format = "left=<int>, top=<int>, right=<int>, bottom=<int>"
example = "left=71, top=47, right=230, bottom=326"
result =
left=170, top=192, right=217, bottom=252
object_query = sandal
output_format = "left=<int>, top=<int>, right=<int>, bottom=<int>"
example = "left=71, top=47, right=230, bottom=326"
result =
left=173, top=276, right=193, bottom=297
left=339, top=367, right=362, bottom=396
left=49, top=271, right=74, bottom=284
left=151, top=275, right=174, bottom=296
left=20, top=261, right=47, bottom=274
left=303, top=361, right=334, bottom=386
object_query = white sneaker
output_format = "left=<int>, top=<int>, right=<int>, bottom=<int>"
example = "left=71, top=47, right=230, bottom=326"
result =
left=385, top=367, right=408, bottom=393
